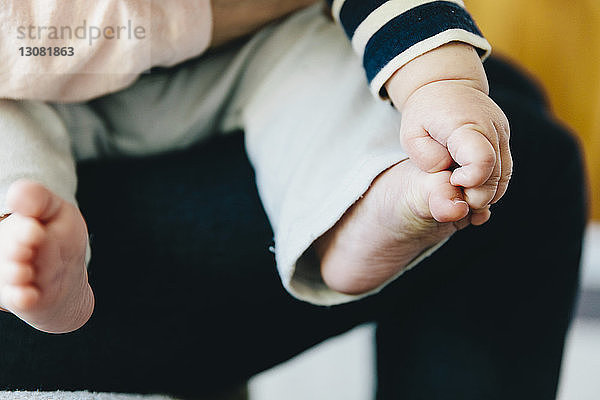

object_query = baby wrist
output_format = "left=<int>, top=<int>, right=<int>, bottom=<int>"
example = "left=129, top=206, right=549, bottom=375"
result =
left=385, top=42, right=489, bottom=110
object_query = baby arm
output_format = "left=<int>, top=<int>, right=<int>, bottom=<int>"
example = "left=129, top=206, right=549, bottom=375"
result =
left=385, top=42, right=512, bottom=224
left=323, top=0, right=510, bottom=223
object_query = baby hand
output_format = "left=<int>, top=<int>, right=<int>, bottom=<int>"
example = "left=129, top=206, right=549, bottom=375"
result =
left=386, top=43, right=512, bottom=224
left=400, top=81, right=511, bottom=217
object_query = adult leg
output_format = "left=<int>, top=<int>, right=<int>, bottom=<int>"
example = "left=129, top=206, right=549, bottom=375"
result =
left=375, top=56, right=587, bottom=400
left=0, top=133, right=376, bottom=397
left=0, top=6, right=389, bottom=395
left=0, top=9, right=584, bottom=400
left=0, top=87, right=582, bottom=398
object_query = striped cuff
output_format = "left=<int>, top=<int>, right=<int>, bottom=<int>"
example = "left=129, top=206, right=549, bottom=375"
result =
left=327, top=0, right=491, bottom=98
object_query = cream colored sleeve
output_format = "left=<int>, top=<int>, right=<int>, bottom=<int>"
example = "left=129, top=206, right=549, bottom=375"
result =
left=0, top=0, right=212, bottom=102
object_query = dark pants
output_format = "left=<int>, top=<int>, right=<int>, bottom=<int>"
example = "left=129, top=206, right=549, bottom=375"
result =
left=0, top=57, right=587, bottom=400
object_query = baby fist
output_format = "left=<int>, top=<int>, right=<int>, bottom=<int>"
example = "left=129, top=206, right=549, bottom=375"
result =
left=398, top=80, right=512, bottom=221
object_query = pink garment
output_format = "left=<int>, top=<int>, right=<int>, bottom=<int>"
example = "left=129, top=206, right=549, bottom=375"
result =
left=0, top=1, right=212, bottom=102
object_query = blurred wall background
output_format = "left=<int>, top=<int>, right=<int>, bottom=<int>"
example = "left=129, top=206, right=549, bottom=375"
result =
left=465, top=0, right=600, bottom=220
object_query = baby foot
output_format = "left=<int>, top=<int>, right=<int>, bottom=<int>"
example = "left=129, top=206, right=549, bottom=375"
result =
left=316, top=159, right=486, bottom=295
left=0, top=180, right=94, bottom=333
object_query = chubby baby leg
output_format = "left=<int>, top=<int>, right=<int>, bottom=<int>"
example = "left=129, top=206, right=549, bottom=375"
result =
left=0, top=180, right=93, bottom=333
left=316, top=160, right=471, bottom=295
left=224, top=6, right=479, bottom=302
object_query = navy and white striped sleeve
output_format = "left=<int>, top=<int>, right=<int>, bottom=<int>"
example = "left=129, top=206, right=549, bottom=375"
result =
left=325, top=0, right=492, bottom=98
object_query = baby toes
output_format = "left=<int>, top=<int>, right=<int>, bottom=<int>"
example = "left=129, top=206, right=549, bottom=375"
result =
left=3, top=214, right=45, bottom=250
left=470, top=206, right=491, bottom=226
left=0, top=261, right=35, bottom=286
left=426, top=171, right=470, bottom=223
left=1, top=284, right=41, bottom=312
left=1, top=237, right=35, bottom=264
left=6, top=180, right=63, bottom=222
left=463, top=185, right=497, bottom=210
